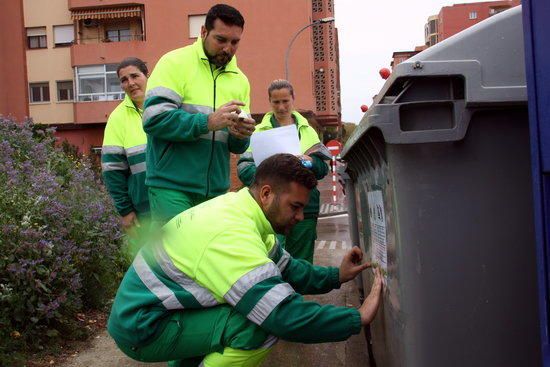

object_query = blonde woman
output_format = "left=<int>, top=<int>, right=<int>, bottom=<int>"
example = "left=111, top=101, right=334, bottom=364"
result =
left=238, top=79, right=331, bottom=263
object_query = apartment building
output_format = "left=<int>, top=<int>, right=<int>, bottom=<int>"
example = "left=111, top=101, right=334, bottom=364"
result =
left=390, top=0, right=521, bottom=69
left=425, top=0, right=521, bottom=46
left=1, top=0, right=341, bottom=153
left=0, top=1, right=28, bottom=123
left=390, top=46, right=427, bottom=70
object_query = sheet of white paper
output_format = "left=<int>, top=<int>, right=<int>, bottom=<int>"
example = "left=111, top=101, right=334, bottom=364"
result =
left=250, top=125, right=301, bottom=166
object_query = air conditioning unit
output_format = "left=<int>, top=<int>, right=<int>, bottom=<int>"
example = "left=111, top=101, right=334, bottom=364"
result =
left=83, top=19, right=98, bottom=27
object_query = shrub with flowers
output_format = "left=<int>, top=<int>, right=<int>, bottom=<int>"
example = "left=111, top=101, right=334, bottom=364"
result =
left=0, top=117, right=127, bottom=364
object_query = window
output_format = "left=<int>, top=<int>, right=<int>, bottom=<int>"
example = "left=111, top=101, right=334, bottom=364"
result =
left=489, top=7, right=507, bottom=16
left=27, top=27, right=47, bottom=49
left=106, top=28, right=131, bottom=42
left=429, top=19, right=437, bottom=34
left=76, top=64, right=124, bottom=102
left=57, top=81, right=74, bottom=101
left=53, top=25, right=74, bottom=47
left=29, top=82, right=50, bottom=103
left=469, top=11, right=478, bottom=20
left=188, top=15, right=206, bottom=38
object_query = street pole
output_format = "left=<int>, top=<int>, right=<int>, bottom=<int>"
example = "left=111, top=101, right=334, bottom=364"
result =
left=284, top=17, right=335, bottom=82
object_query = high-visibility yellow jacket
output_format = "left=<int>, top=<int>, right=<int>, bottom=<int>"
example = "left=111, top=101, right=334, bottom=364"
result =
left=107, top=188, right=361, bottom=348
left=143, top=38, right=250, bottom=198
left=101, top=95, right=149, bottom=216
left=237, top=111, right=330, bottom=218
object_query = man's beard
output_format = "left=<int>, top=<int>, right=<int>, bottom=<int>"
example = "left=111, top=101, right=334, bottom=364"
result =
left=266, top=197, right=294, bottom=235
left=208, top=52, right=232, bottom=68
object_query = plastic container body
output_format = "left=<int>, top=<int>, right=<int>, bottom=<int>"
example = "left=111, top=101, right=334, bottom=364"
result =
left=343, top=6, right=541, bottom=366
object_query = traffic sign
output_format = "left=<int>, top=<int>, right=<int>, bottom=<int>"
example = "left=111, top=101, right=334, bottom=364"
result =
left=326, top=139, right=342, bottom=156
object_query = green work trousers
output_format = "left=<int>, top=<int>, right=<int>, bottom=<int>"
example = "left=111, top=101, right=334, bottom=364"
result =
left=115, top=305, right=274, bottom=367
left=148, top=187, right=208, bottom=226
left=278, top=218, right=318, bottom=264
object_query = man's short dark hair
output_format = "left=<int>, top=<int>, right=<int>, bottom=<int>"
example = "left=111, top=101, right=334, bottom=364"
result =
left=205, top=4, right=245, bottom=31
left=251, top=154, right=317, bottom=192
left=116, top=57, right=148, bottom=77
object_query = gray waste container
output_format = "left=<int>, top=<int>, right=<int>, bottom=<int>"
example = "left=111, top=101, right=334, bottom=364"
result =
left=342, top=6, right=541, bottom=367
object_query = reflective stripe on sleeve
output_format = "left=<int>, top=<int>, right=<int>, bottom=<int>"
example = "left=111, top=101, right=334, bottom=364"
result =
left=126, top=144, right=146, bottom=157
left=276, top=250, right=291, bottom=273
left=181, top=103, right=213, bottom=115
left=247, top=283, right=294, bottom=325
left=143, top=101, right=215, bottom=123
left=129, top=162, right=146, bottom=175
left=261, top=335, right=279, bottom=349
left=306, top=143, right=332, bottom=160
left=224, top=262, right=280, bottom=306
left=133, top=252, right=184, bottom=310
left=101, top=145, right=125, bottom=155
left=240, top=152, right=253, bottom=160
left=101, top=161, right=128, bottom=171
left=267, top=237, right=281, bottom=259
left=199, top=130, right=228, bottom=144
left=154, top=245, right=219, bottom=307
left=142, top=102, right=178, bottom=123
left=146, top=86, right=182, bottom=105
left=237, top=161, right=255, bottom=174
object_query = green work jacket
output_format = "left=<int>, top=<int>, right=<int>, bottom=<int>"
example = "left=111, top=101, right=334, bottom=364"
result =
left=101, top=95, right=149, bottom=216
left=107, top=188, right=361, bottom=348
left=143, top=38, right=250, bottom=198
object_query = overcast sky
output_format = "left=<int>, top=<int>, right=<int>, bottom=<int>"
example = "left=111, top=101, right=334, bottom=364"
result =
left=334, top=0, right=483, bottom=123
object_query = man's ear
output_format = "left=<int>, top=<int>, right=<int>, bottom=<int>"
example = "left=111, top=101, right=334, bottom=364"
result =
left=259, top=184, right=274, bottom=207
left=200, top=25, right=207, bottom=40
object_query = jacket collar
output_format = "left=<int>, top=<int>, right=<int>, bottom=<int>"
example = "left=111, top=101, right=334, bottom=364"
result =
left=193, top=38, right=240, bottom=73
left=258, top=111, right=308, bottom=131
left=123, top=94, right=142, bottom=113
left=238, top=188, right=275, bottom=238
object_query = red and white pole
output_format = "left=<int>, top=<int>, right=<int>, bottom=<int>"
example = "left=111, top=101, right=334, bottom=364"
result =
left=326, top=139, right=343, bottom=205
left=331, top=156, right=337, bottom=203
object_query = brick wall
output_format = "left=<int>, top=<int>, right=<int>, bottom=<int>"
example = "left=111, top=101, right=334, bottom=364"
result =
left=229, top=153, right=244, bottom=192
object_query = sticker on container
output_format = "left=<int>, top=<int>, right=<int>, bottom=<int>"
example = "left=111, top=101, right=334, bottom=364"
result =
left=368, top=190, right=387, bottom=274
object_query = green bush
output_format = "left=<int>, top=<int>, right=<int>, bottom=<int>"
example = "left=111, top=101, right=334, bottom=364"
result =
left=0, top=118, right=128, bottom=365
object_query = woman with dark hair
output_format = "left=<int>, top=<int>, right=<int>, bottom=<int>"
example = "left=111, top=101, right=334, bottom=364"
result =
left=237, top=79, right=331, bottom=263
left=101, top=57, right=150, bottom=255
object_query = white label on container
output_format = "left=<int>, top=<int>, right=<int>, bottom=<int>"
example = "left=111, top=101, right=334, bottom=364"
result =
left=368, top=190, right=387, bottom=273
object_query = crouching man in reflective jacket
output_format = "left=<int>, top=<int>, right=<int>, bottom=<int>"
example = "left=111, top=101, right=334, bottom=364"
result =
left=107, top=153, right=383, bottom=367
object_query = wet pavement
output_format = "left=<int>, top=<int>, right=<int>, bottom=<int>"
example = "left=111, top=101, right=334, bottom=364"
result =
left=61, top=174, right=371, bottom=366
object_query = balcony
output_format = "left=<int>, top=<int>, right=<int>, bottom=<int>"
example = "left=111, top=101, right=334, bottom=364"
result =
left=489, top=6, right=510, bottom=16
left=69, top=1, right=145, bottom=11
left=71, top=39, right=147, bottom=67
left=74, top=100, right=120, bottom=124
left=69, top=5, right=147, bottom=66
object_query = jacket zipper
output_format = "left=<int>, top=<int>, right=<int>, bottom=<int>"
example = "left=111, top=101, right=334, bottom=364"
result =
left=205, top=68, right=222, bottom=198
left=205, top=64, right=239, bottom=198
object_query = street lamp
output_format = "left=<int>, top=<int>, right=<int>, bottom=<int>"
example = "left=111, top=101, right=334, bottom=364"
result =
left=284, top=17, right=335, bottom=82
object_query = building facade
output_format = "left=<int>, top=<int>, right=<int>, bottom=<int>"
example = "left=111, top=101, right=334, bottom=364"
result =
left=392, top=0, right=521, bottom=70
left=0, top=1, right=28, bottom=123
left=427, top=0, right=521, bottom=46
left=425, top=15, right=439, bottom=47
left=391, top=46, right=427, bottom=70
left=1, top=0, right=341, bottom=153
